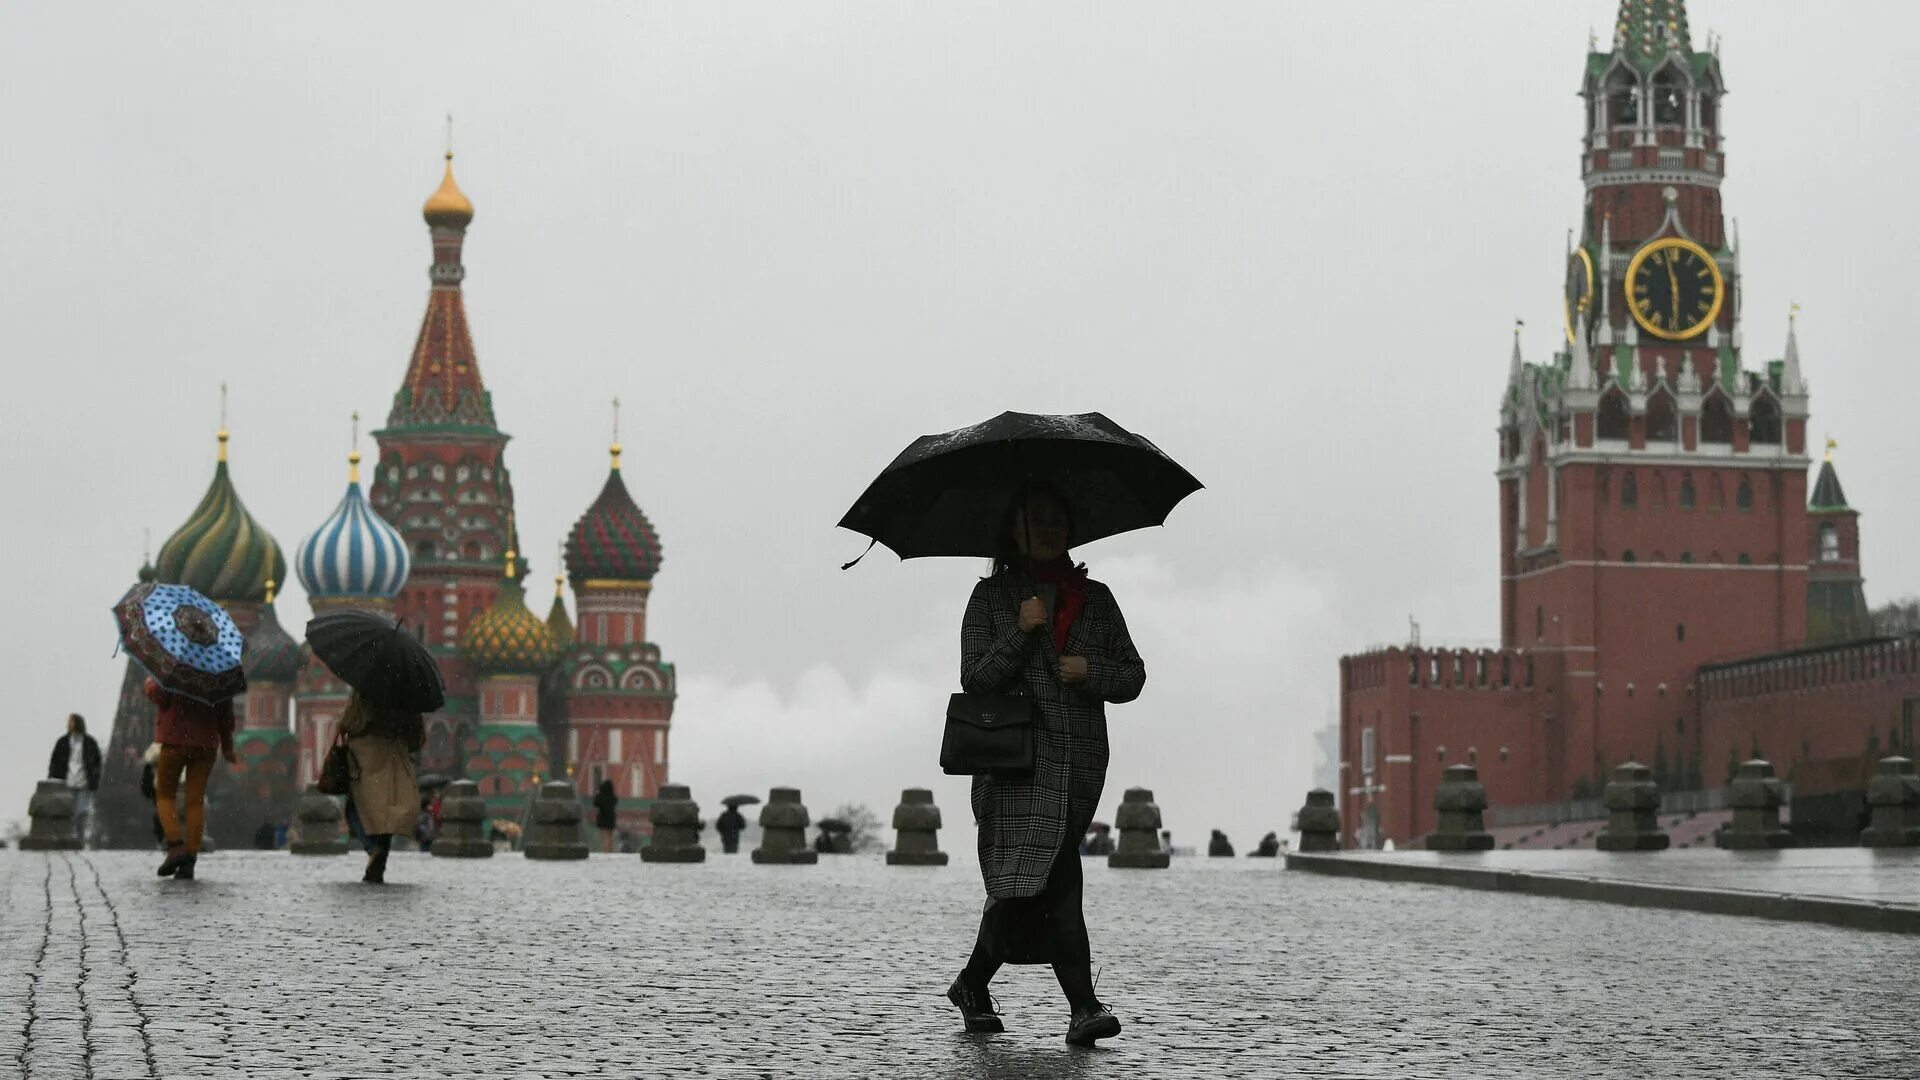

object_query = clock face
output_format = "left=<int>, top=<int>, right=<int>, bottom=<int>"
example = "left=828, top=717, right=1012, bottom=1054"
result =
left=1626, top=237, right=1724, bottom=341
left=1563, top=247, right=1595, bottom=343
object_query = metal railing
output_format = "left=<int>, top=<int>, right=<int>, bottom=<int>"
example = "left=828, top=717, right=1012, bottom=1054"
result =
left=1487, top=786, right=1740, bottom=827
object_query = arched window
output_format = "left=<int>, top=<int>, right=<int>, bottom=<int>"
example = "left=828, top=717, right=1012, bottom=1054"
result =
left=1622, top=471, right=1638, bottom=508
left=1819, top=524, right=1840, bottom=563
left=1652, top=472, right=1668, bottom=508
left=1737, top=553, right=1752, bottom=565
left=1679, top=474, right=1696, bottom=510
left=1699, top=94, right=1717, bottom=131
left=1646, top=390, right=1678, bottom=443
left=1749, top=396, right=1782, bottom=445
left=1700, top=393, right=1734, bottom=444
left=1677, top=623, right=1686, bottom=642
left=1598, top=389, right=1630, bottom=441
left=1737, top=477, right=1753, bottom=510
left=1536, top=606, right=1545, bottom=640
left=1608, top=70, right=1641, bottom=126
left=1622, top=550, right=1638, bottom=563
left=1708, top=474, right=1725, bottom=510
left=1652, top=69, right=1683, bottom=124
left=415, top=540, right=435, bottom=559
left=1680, top=552, right=1694, bottom=564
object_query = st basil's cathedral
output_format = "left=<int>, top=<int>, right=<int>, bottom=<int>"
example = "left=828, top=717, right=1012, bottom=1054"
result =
left=93, top=154, right=675, bottom=848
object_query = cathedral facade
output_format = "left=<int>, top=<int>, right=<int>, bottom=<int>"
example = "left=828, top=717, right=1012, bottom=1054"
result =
left=100, top=154, right=676, bottom=845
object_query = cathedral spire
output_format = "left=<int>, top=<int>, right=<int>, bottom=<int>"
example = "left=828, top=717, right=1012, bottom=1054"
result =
left=1780, top=304, right=1808, bottom=397
left=383, top=147, right=496, bottom=433
left=1614, top=0, right=1692, bottom=66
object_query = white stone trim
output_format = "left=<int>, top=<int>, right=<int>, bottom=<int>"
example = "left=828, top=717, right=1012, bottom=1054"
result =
left=1503, top=560, right=1806, bottom=583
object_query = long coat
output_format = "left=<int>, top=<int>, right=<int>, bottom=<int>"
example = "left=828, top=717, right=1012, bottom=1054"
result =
left=962, top=571, right=1146, bottom=898
left=341, top=697, right=424, bottom=838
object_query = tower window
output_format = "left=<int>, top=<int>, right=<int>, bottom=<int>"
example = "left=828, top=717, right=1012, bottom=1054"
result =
left=1646, top=391, right=1678, bottom=443
left=1535, top=606, right=1544, bottom=641
left=1679, top=475, right=1696, bottom=510
left=1677, top=623, right=1686, bottom=642
left=1598, top=389, right=1630, bottom=441
left=1738, top=553, right=1753, bottom=565
left=1819, top=524, right=1840, bottom=563
left=1701, top=394, right=1734, bottom=444
left=1680, top=552, right=1694, bottom=564
left=1622, top=550, right=1637, bottom=563
left=1750, top=397, right=1782, bottom=445
left=1622, top=471, right=1638, bottom=508
left=1652, top=72, right=1683, bottom=125
left=1737, top=477, right=1753, bottom=510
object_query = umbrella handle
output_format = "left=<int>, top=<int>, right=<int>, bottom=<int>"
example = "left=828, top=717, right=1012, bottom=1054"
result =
left=839, top=537, right=877, bottom=571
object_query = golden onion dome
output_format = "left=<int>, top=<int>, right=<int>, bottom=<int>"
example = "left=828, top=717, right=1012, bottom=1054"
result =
left=461, top=572, right=558, bottom=676
left=422, top=153, right=474, bottom=229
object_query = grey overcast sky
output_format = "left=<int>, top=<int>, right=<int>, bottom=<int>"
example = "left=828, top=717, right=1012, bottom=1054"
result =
left=3, top=2, right=1916, bottom=848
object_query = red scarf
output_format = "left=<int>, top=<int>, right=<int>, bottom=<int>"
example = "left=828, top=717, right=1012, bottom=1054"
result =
left=1031, top=560, right=1089, bottom=653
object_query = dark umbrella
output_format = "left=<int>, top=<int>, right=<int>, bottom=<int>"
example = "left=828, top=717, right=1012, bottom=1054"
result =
left=112, top=582, right=248, bottom=705
left=721, top=794, right=762, bottom=808
left=837, top=411, right=1201, bottom=562
left=305, top=609, right=446, bottom=712
left=816, top=818, right=853, bottom=832
left=417, top=773, right=454, bottom=790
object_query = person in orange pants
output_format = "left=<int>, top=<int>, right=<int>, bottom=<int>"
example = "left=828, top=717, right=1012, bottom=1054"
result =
left=143, top=677, right=236, bottom=880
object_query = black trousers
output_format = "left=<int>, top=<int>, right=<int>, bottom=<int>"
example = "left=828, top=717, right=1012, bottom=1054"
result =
left=973, top=835, right=1090, bottom=967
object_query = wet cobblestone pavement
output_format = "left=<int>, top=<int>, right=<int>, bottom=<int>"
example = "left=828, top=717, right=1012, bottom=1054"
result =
left=3, top=850, right=1917, bottom=1078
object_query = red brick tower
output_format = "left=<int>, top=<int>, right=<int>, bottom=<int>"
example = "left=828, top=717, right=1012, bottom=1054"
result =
left=1497, top=0, right=1810, bottom=793
left=368, top=152, right=516, bottom=773
left=1804, top=437, right=1871, bottom=645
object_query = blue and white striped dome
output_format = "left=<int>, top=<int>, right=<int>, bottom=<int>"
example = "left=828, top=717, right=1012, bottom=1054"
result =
left=295, top=460, right=410, bottom=601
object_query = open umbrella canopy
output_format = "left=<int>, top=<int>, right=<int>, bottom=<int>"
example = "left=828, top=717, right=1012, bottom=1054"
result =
left=837, top=411, right=1201, bottom=561
left=112, top=582, right=247, bottom=705
left=305, top=609, right=446, bottom=713
left=720, top=794, right=763, bottom=808
left=815, top=818, right=853, bottom=832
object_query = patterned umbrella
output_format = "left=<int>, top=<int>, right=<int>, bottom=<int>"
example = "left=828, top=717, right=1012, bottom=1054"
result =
left=112, top=582, right=247, bottom=705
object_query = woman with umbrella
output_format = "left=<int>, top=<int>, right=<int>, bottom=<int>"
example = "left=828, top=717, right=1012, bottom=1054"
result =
left=114, top=582, right=248, bottom=881
left=840, top=412, right=1194, bottom=1046
left=306, top=609, right=445, bottom=885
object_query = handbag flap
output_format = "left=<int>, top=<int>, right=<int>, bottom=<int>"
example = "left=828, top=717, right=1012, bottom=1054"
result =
left=945, top=693, right=1035, bottom=731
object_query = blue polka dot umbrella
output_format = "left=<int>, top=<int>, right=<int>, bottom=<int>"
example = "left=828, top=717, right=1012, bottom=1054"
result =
left=112, top=582, right=248, bottom=705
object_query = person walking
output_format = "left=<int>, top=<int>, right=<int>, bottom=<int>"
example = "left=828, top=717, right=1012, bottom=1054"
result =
left=947, top=485, right=1145, bottom=1046
left=145, top=678, right=237, bottom=880
left=139, top=743, right=166, bottom=848
left=1209, top=830, right=1235, bottom=857
left=339, top=690, right=424, bottom=885
left=48, top=714, right=103, bottom=846
left=716, top=804, right=746, bottom=854
left=593, top=779, right=620, bottom=854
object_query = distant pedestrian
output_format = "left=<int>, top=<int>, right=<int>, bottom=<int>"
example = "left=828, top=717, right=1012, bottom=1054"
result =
left=716, top=804, right=746, bottom=854
left=593, top=780, right=619, bottom=853
left=145, top=678, right=237, bottom=880
left=339, top=691, right=424, bottom=885
left=253, top=822, right=277, bottom=850
left=949, top=485, right=1144, bottom=1046
left=1252, top=831, right=1281, bottom=857
left=139, top=744, right=166, bottom=848
left=48, top=714, right=103, bottom=847
left=1080, top=823, right=1115, bottom=856
left=1159, top=830, right=1173, bottom=855
left=1208, top=830, right=1234, bottom=857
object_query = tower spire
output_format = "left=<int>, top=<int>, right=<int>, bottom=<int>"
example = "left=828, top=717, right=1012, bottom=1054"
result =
left=385, top=146, right=492, bottom=432
left=217, top=383, right=230, bottom=462
left=1781, top=303, right=1808, bottom=397
left=611, top=395, right=622, bottom=471
left=348, top=410, right=362, bottom=483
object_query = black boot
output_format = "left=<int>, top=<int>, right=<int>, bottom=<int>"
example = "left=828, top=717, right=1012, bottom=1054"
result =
left=172, top=854, right=198, bottom=882
left=363, top=847, right=389, bottom=884
left=1065, top=1003, right=1120, bottom=1046
left=947, top=975, right=1004, bottom=1034
left=157, top=844, right=187, bottom=878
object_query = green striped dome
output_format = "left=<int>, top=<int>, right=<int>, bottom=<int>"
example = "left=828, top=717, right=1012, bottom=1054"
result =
left=155, top=456, right=286, bottom=604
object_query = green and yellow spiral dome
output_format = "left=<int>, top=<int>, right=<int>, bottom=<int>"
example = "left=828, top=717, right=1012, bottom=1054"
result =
left=154, top=431, right=286, bottom=604
left=461, top=568, right=558, bottom=676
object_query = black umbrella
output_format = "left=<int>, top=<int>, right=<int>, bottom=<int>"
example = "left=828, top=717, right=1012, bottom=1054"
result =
left=837, top=411, right=1201, bottom=562
left=305, top=609, right=446, bottom=712
left=721, top=794, right=762, bottom=808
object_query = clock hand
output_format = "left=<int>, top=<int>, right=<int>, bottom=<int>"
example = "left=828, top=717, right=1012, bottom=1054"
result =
left=1666, top=258, right=1682, bottom=328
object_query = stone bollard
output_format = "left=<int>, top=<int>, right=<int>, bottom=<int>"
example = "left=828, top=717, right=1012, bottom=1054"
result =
left=1296, top=788, right=1341, bottom=852
left=287, top=784, right=348, bottom=855
left=1720, top=759, right=1793, bottom=849
left=641, top=784, right=707, bottom=863
left=1109, top=787, right=1170, bottom=868
left=431, top=780, right=494, bottom=858
left=886, top=788, right=948, bottom=866
left=1597, top=762, right=1670, bottom=851
left=19, top=780, right=82, bottom=851
left=1860, top=756, right=1920, bottom=848
left=752, top=787, right=818, bottom=864
left=1427, top=764, right=1495, bottom=852
left=524, top=781, right=590, bottom=860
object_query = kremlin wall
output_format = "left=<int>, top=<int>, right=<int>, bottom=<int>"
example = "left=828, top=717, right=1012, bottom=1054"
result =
left=92, top=155, right=674, bottom=849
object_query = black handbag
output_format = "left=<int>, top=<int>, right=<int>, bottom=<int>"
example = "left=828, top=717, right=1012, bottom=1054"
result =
left=316, top=731, right=353, bottom=796
left=941, top=692, right=1036, bottom=778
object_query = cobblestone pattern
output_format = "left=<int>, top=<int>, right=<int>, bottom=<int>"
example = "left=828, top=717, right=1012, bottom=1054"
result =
left=1, top=851, right=1916, bottom=1078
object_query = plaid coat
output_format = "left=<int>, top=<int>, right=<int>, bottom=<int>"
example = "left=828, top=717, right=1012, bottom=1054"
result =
left=962, top=571, right=1146, bottom=898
